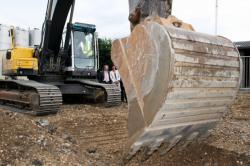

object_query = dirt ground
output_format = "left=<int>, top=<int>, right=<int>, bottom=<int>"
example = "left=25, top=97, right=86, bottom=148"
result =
left=0, top=92, right=250, bottom=166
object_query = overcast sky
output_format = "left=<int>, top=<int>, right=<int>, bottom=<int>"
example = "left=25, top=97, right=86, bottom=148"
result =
left=0, top=0, right=249, bottom=41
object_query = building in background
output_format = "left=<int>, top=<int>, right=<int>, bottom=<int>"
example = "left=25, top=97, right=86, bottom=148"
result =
left=235, top=41, right=250, bottom=89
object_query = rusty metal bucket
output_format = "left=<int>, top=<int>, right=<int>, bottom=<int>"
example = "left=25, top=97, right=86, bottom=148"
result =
left=112, top=17, right=241, bottom=159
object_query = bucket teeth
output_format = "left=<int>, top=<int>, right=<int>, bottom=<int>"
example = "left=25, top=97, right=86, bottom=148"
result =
left=159, top=135, right=182, bottom=155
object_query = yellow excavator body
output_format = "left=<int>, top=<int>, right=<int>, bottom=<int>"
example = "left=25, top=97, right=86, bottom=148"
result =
left=2, top=27, right=38, bottom=76
left=2, top=47, right=38, bottom=76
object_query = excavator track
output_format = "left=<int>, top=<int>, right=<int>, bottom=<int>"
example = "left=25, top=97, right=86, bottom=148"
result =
left=66, top=79, right=122, bottom=106
left=0, top=80, right=62, bottom=115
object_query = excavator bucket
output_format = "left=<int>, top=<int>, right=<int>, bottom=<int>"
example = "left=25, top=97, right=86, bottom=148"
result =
left=112, top=17, right=241, bottom=159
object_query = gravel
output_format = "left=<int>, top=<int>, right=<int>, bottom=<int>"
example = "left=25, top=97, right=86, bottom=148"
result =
left=0, top=92, right=249, bottom=165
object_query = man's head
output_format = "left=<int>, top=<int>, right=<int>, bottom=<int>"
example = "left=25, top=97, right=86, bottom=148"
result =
left=104, top=65, right=109, bottom=71
left=112, top=65, right=116, bottom=71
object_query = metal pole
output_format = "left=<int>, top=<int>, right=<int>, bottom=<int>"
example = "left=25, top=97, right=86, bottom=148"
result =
left=215, top=0, right=218, bottom=35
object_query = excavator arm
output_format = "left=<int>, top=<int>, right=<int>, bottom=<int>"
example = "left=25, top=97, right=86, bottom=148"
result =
left=39, top=0, right=75, bottom=73
left=128, top=0, right=173, bottom=29
left=41, top=0, right=75, bottom=54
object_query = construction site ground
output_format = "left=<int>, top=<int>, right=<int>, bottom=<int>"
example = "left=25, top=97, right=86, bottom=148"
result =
left=0, top=91, right=250, bottom=166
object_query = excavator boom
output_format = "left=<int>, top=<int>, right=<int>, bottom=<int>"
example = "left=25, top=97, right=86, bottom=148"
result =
left=41, top=0, right=75, bottom=55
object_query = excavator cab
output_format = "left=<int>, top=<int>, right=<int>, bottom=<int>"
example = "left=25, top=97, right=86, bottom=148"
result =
left=64, top=23, right=98, bottom=78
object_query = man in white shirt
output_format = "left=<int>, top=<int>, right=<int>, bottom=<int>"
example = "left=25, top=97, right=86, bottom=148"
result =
left=98, top=65, right=111, bottom=84
left=110, top=66, right=127, bottom=102
left=103, top=65, right=110, bottom=83
left=110, top=66, right=121, bottom=85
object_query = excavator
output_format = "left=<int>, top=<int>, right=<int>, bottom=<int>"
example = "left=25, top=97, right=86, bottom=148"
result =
left=0, top=0, right=241, bottom=161
left=0, top=0, right=122, bottom=115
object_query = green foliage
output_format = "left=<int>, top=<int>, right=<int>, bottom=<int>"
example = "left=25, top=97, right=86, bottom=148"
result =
left=98, top=38, right=113, bottom=70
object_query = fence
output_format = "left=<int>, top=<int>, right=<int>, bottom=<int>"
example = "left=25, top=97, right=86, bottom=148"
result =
left=240, top=56, right=250, bottom=89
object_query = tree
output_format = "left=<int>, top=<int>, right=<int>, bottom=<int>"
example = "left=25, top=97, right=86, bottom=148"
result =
left=98, top=38, right=113, bottom=70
